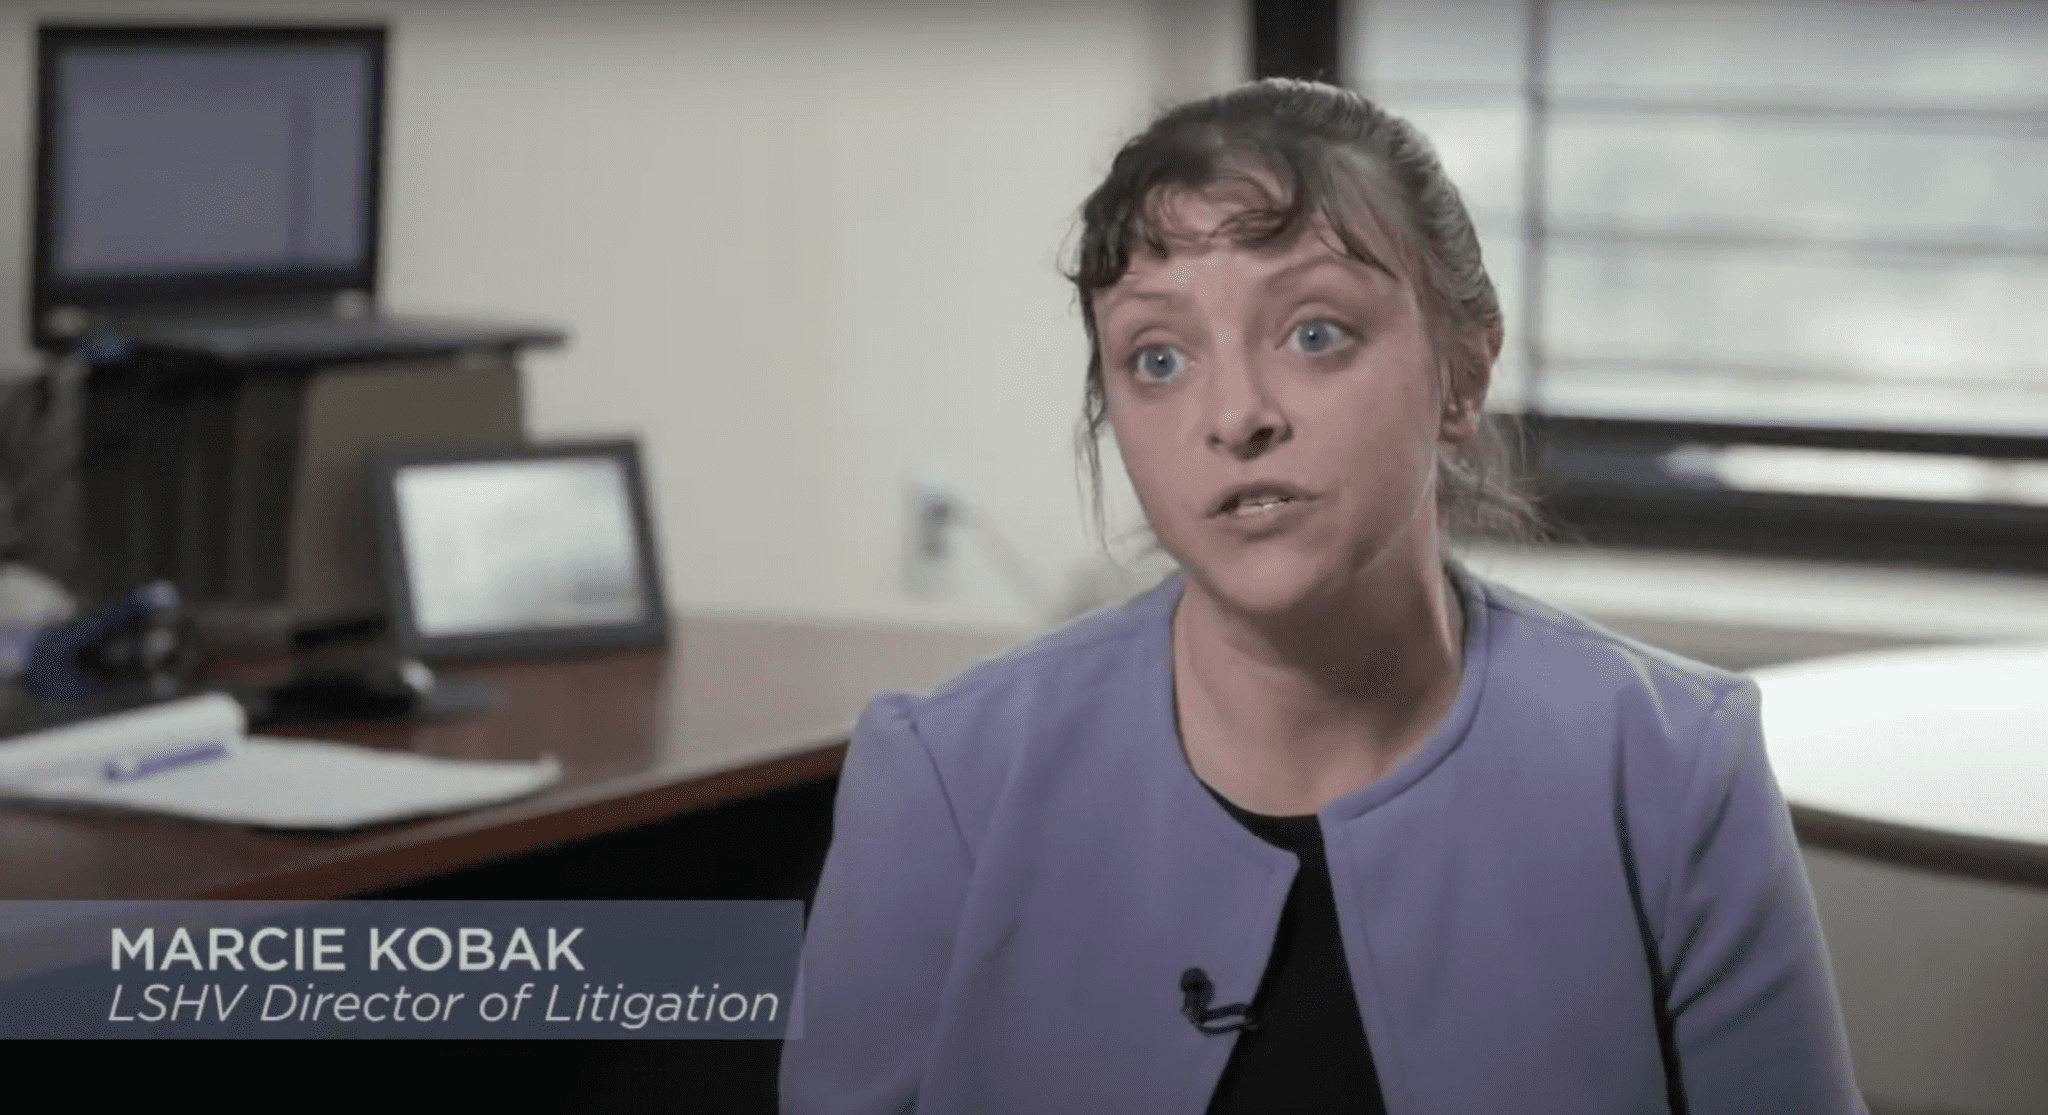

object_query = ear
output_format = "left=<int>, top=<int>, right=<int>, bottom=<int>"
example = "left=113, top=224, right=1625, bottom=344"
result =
left=1438, top=322, right=1499, bottom=445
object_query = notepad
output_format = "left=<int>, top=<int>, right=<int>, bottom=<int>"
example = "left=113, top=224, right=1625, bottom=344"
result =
left=0, top=693, right=560, bottom=830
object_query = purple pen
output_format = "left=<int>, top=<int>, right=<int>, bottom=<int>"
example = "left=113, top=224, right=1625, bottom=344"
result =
left=102, top=742, right=231, bottom=782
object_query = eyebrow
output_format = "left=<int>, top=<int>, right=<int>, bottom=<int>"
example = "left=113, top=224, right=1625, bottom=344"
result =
left=1107, top=287, right=1191, bottom=310
left=1106, top=252, right=1395, bottom=314
left=1265, top=252, right=1396, bottom=291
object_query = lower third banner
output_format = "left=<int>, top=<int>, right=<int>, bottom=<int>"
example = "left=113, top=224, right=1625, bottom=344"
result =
left=0, top=900, right=802, bottom=1039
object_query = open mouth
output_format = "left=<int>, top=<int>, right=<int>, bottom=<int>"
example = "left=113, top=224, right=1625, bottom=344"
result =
left=1213, top=486, right=1311, bottom=518
left=1221, top=494, right=1296, bottom=517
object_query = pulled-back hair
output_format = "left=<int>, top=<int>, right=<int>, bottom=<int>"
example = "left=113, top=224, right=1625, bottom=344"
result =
left=1065, top=77, right=1545, bottom=545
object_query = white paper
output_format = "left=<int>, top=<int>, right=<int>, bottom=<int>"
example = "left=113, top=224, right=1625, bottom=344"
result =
left=0, top=693, right=561, bottom=831
left=0, top=694, right=244, bottom=780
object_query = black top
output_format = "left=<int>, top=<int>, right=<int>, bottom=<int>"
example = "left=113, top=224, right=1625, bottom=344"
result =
left=1203, top=786, right=1389, bottom=1115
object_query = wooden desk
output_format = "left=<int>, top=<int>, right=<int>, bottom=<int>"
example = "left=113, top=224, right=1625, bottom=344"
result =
left=0, top=615, right=1022, bottom=900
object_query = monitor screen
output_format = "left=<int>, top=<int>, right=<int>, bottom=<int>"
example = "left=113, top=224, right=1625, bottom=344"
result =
left=32, top=26, right=385, bottom=333
left=393, top=456, right=652, bottom=639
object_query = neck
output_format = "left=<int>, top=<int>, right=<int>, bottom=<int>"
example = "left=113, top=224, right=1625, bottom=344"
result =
left=1172, top=535, right=1465, bottom=815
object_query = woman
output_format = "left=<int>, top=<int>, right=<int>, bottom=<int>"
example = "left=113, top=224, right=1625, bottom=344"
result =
left=781, top=79, right=1864, bottom=1115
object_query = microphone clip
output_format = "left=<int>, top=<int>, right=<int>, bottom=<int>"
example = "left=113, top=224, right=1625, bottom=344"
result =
left=1180, top=968, right=1259, bottom=1035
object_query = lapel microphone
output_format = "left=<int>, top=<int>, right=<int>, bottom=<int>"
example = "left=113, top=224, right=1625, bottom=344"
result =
left=1180, top=968, right=1259, bottom=1034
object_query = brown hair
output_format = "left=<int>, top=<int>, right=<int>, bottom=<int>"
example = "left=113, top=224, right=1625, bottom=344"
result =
left=1064, top=77, right=1545, bottom=546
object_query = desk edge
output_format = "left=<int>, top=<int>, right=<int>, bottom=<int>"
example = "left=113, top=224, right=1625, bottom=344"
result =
left=1792, top=803, right=2048, bottom=892
left=191, top=741, right=850, bottom=899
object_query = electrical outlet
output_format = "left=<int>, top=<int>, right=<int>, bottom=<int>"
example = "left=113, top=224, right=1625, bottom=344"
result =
left=906, top=465, right=957, bottom=596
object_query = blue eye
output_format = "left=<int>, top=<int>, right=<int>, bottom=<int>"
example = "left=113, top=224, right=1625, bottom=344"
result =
left=1291, top=320, right=1349, bottom=355
left=1132, top=345, right=1187, bottom=382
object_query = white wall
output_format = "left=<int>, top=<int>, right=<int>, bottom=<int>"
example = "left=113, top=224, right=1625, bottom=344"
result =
left=0, top=0, right=1248, bottom=630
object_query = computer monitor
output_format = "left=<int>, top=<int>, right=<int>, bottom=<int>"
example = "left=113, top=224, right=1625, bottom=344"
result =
left=29, top=24, right=388, bottom=350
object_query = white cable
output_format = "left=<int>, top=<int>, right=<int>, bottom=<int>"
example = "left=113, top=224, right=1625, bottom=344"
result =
left=955, top=501, right=1051, bottom=621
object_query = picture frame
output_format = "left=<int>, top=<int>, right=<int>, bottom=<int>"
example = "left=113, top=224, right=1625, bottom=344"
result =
left=365, top=439, right=669, bottom=660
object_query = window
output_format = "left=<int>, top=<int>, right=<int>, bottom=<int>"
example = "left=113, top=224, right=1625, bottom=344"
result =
left=1350, top=0, right=2048, bottom=567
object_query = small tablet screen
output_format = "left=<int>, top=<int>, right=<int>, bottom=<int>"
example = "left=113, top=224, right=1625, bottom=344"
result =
left=392, top=456, right=648, bottom=638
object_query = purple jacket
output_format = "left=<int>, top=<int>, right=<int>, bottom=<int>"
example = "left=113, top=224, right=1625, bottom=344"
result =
left=781, top=566, right=1865, bottom=1114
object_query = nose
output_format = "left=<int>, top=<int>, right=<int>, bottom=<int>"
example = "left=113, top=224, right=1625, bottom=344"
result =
left=1204, top=355, right=1290, bottom=460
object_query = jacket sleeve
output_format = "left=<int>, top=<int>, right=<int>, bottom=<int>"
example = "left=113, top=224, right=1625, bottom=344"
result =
left=779, top=693, right=972, bottom=1115
left=1660, top=679, right=1867, bottom=1114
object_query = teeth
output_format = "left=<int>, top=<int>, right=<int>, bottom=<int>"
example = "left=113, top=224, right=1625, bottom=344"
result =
left=1233, top=496, right=1290, bottom=514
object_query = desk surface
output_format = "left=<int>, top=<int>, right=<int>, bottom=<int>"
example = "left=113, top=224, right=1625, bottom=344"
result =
left=0, top=615, right=1022, bottom=900
left=1753, top=643, right=2048, bottom=890
left=16, top=560, right=2044, bottom=898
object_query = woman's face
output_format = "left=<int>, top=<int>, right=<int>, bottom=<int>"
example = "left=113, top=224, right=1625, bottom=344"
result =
left=1092, top=186, right=1476, bottom=617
